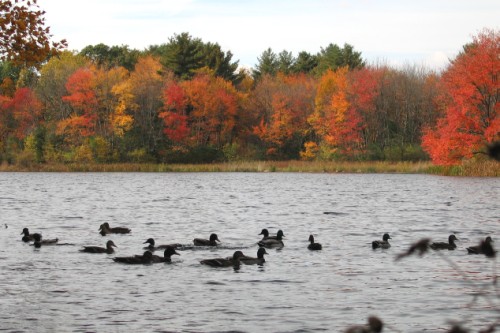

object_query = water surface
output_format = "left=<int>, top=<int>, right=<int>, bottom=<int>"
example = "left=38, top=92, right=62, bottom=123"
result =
left=0, top=172, right=498, bottom=332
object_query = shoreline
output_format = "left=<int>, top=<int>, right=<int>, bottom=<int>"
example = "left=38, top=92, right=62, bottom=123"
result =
left=1, top=160, right=499, bottom=176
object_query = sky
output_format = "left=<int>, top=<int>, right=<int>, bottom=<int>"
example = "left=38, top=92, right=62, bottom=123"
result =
left=41, top=0, right=499, bottom=71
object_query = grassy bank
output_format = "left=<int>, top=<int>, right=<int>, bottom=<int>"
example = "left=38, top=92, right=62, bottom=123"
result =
left=1, top=160, right=499, bottom=176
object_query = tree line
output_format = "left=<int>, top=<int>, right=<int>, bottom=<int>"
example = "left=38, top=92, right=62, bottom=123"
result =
left=0, top=2, right=498, bottom=166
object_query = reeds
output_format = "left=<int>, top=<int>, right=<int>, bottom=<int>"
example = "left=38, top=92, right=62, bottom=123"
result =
left=0, top=160, right=499, bottom=176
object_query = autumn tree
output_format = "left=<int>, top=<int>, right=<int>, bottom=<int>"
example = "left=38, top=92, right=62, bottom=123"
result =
left=0, top=61, right=20, bottom=96
left=58, top=67, right=99, bottom=145
left=126, top=55, right=168, bottom=157
left=422, top=29, right=499, bottom=165
left=0, top=87, right=43, bottom=162
left=356, top=65, right=440, bottom=161
left=309, top=67, right=364, bottom=158
left=251, top=73, right=316, bottom=159
left=159, top=81, right=188, bottom=144
left=10, top=87, right=42, bottom=139
left=182, top=72, right=240, bottom=149
left=0, top=0, right=66, bottom=68
left=36, top=51, right=88, bottom=122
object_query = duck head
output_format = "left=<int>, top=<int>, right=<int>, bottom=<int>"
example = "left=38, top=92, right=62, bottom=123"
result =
left=449, top=234, right=458, bottom=244
left=259, top=229, right=270, bottom=237
left=106, top=240, right=117, bottom=248
left=143, top=238, right=155, bottom=246
left=276, top=230, right=285, bottom=239
left=383, top=233, right=391, bottom=241
left=209, top=233, right=220, bottom=243
left=257, top=247, right=268, bottom=258
left=98, top=223, right=110, bottom=231
left=232, top=251, right=245, bottom=260
left=164, top=246, right=180, bottom=258
left=21, top=228, right=30, bottom=236
left=308, top=234, right=315, bottom=243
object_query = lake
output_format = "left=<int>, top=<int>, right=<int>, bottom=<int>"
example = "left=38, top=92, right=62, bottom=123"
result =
left=0, top=172, right=498, bottom=332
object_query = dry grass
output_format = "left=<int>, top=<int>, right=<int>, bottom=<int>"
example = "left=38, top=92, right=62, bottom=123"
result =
left=1, top=160, right=499, bottom=176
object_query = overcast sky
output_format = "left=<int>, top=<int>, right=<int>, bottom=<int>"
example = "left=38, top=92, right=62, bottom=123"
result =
left=42, top=0, right=499, bottom=70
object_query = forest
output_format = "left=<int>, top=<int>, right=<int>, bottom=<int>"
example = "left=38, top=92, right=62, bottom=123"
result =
left=0, top=2, right=498, bottom=167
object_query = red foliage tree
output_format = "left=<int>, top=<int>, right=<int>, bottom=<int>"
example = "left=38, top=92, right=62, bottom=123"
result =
left=422, top=29, right=499, bottom=165
left=59, top=67, right=98, bottom=142
left=159, top=82, right=189, bottom=143
left=10, top=87, right=42, bottom=139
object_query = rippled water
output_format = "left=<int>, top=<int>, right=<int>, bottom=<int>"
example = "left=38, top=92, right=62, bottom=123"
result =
left=0, top=172, right=498, bottom=332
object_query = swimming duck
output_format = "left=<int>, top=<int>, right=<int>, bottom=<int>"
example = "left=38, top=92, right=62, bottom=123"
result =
left=98, top=222, right=131, bottom=236
left=240, top=247, right=268, bottom=265
left=150, top=246, right=180, bottom=263
left=308, top=235, right=323, bottom=250
left=430, top=234, right=458, bottom=250
left=200, top=251, right=245, bottom=267
left=21, top=228, right=34, bottom=242
left=372, top=233, right=391, bottom=249
left=466, top=236, right=494, bottom=254
left=32, top=233, right=59, bottom=247
left=142, top=238, right=182, bottom=251
left=259, top=228, right=284, bottom=240
left=258, top=230, right=284, bottom=248
left=344, top=316, right=383, bottom=333
left=113, top=251, right=153, bottom=264
left=193, top=233, right=220, bottom=246
left=80, top=240, right=117, bottom=254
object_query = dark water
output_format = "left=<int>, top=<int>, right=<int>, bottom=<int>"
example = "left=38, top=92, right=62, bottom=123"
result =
left=0, top=172, right=498, bottom=332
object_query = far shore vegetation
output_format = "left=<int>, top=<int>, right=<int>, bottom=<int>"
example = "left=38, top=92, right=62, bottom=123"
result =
left=1, top=160, right=498, bottom=177
left=1, top=4, right=498, bottom=178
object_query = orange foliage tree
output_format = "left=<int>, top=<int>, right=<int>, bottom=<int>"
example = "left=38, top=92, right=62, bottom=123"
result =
left=422, top=29, right=499, bottom=165
left=0, top=0, right=67, bottom=67
left=309, top=67, right=364, bottom=158
left=127, top=56, right=166, bottom=153
left=182, top=73, right=240, bottom=148
left=58, top=67, right=98, bottom=144
left=252, top=73, right=316, bottom=158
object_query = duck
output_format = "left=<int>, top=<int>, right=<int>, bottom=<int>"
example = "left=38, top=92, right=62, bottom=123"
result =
left=113, top=251, right=153, bottom=264
left=150, top=246, right=180, bottom=263
left=240, top=247, right=268, bottom=265
left=80, top=240, right=117, bottom=254
left=200, top=251, right=245, bottom=267
left=372, top=233, right=391, bottom=249
left=32, top=233, right=59, bottom=247
left=344, top=316, right=383, bottom=333
left=21, top=228, right=34, bottom=242
left=466, top=236, right=494, bottom=254
left=142, top=238, right=182, bottom=251
left=308, top=235, right=323, bottom=250
left=258, top=230, right=284, bottom=248
left=259, top=228, right=284, bottom=240
left=98, top=222, right=131, bottom=236
left=193, top=233, right=220, bottom=246
left=430, top=234, right=458, bottom=250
